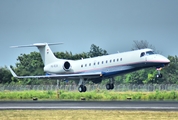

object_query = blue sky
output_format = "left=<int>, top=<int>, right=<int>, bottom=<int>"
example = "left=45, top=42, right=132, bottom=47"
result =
left=0, top=0, right=178, bottom=67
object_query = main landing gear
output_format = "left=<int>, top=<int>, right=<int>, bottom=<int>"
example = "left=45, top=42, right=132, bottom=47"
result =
left=106, top=83, right=114, bottom=90
left=156, top=68, right=163, bottom=78
left=78, top=78, right=87, bottom=92
left=78, top=85, right=87, bottom=92
left=78, top=77, right=115, bottom=92
left=106, top=78, right=115, bottom=90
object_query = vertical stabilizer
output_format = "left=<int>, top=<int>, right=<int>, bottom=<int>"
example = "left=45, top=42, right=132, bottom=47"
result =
left=34, top=43, right=59, bottom=65
left=11, top=43, right=63, bottom=66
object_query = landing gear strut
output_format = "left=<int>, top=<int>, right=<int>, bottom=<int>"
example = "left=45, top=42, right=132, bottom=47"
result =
left=78, top=78, right=87, bottom=92
left=106, top=78, right=114, bottom=90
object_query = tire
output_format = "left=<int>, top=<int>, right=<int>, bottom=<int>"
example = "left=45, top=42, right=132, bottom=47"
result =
left=156, top=74, right=163, bottom=78
left=159, top=74, right=163, bottom=78
left=106, top=84, right=111, bottom=90
left=78, top=85, right=83, bottom=92
left=83, top=86, right=87, bottom=92
left=110, top=84, right=114, bottom=89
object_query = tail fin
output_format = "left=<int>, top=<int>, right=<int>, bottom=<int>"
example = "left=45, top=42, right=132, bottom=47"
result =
left=11, top=43, right=63, bottom=66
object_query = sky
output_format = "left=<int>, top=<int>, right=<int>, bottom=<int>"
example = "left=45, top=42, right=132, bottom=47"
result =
left=0, top=0, right=178, bottom=67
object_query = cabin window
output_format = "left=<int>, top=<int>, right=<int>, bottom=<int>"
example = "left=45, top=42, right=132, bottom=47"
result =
left=113, top=59, right=115, bottom=62
left=81, top=65, right=83, bottom=67
left=117, top=58, right=119, bottom=61
left=94, top=63, right=96, bottom=65
left=102, top=61, right=104, bottom=64
left=120, top=58, right=122, bottom=61
left=85, top=64, right=87, bottom=67
left=140, top=52, right=145, bottom=57
left=98, top=62, right=100, bottom=65
left=106, top=60, right=108, bottom=63
left=110, top=60, right=112, bottom=63
left=89, top=63, right=91, bottom=66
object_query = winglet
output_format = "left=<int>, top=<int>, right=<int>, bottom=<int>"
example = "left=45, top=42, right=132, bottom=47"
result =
left=8, top=66, right=18, bottom=78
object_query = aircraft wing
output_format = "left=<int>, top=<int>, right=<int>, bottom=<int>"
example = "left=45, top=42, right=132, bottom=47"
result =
left=8, top=67, right=103, bottom=79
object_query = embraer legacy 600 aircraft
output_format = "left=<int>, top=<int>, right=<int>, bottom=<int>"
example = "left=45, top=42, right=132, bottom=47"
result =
left=9, top=43, right=170, bottom=92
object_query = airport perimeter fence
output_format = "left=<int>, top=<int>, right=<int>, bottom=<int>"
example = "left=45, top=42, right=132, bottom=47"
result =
left=0, top=84, right=178, bottom=92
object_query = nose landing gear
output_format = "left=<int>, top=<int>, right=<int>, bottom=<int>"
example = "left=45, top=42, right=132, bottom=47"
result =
left=156, top=68, right=163, bottom=78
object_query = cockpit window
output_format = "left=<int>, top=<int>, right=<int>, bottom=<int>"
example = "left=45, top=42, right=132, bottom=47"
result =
left=140, top=51, right=154, bottom=57
left=140, top=52, right=145, bottom=57
left=146, top=51, right=154, bottom=55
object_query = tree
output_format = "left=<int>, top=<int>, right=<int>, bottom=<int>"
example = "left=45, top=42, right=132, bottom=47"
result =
left=55, top=51, right=88, bottom=60
left=160, top=55, right=178, bottom=84
left=0, top=66, right=13, bottom=83
left=88, top=44, right=108, bottom=57
left=132, top=40, right=161, bottom=53
left=11, top=52, right=46, bottom=85
left=15, top=52, right=44, bottom=76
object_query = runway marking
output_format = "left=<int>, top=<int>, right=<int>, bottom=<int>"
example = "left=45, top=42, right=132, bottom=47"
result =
left=0, top=106, right=178, bottom=110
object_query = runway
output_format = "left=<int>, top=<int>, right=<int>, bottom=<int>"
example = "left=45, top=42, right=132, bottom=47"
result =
left=0, top=101, right=178, bottom=110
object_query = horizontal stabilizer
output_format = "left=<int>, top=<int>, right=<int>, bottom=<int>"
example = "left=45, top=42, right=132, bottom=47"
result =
left=10, top=42, right=63, bottom=48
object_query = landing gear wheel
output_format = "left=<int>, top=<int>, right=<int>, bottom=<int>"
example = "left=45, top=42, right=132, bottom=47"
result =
left=106, top=84, right=111, bottom=90
left=106, top=83, right=114, bottom=90
left=78, top=85, right=83, bottom=92
left=78, top=85, right=87, bottom=92
left=156, top=73, right=163, bottom=78
left=159, top=73, right=163, bottom=78
left=110, top=84, right=114, bottom=89
left=83, top=86, right=87, bottom=92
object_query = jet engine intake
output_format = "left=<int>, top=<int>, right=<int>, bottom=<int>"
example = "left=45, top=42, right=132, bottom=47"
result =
left=63, top=61, right=71, bottom=71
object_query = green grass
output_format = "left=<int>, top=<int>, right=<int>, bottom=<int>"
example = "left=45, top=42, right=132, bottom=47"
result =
left=1, top=90, right=178, bottom=101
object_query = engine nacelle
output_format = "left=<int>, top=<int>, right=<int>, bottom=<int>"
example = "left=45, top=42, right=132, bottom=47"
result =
left=44, top=61, right=72, bottom=73
left=63, top=61, right=71, bottom=71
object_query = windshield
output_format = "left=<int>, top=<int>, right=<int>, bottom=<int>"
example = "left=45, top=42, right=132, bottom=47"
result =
left=140, top=51, right=155, bottom=57
left=146, top=51, right=155, bottom=55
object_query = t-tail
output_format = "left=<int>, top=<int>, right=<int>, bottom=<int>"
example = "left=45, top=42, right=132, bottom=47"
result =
left=11, top=43, right=63, bottom=66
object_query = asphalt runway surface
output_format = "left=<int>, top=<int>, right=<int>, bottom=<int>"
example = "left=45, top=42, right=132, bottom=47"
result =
left=0, top=101, right=178, bottom=110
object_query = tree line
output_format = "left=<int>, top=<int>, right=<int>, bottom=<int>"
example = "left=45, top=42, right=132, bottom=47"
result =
left=0, top=41, right=178, bottom=85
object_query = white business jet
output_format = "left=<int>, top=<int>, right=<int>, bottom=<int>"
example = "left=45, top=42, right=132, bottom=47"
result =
left=9, top=43, right=170, bottom=92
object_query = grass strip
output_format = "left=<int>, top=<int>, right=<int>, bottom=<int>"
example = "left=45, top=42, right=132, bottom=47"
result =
left=0, top=90, right=178, bottom=101
left=0, top=110, right=178, bottom=120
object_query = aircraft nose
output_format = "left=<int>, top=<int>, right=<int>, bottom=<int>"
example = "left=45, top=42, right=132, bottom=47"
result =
left=163, top=57, right=170, bottom=65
